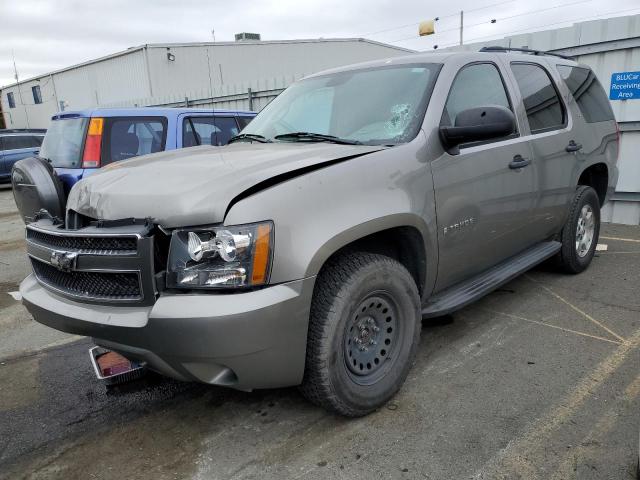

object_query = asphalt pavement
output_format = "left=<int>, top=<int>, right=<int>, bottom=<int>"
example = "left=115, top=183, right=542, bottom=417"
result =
left=0, top=183, right=638, bottom=480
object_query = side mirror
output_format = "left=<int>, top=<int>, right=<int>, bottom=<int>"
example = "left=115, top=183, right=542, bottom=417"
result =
left=439, top=105, right=515, bottom=154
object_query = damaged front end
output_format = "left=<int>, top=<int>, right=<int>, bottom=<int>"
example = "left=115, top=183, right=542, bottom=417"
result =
left=25, top=215, right=166, bottom=307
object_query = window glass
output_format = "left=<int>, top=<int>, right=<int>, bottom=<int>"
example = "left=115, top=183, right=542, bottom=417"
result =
left=511, top=63, right=565, bottom=133
left=236, top=116, right=253, bottom=130
left=32, top=85, right=42, bottom=105
left=442, top=63, right=511, bottom=127
left=183, top=117, right=240, bottom=147
left=2, top=136, right=24, bottom=150
left=280, top=88, right=334, bottom=135
left=7, top=92, right=15, bottom=109
left=2, top=135, right=40, bottom=150
left=26, top=135, right=43, bottom=148
left=557, top=65, right=614, bottom=123
left=105, top=117, right=166, bottom=163
left=242, top=64, right=440, bottom=145
left=40, top=118, right=88, bottom=168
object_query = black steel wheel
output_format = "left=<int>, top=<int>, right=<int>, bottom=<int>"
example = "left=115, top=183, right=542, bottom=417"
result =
left=300, top=252, right=421, bottom=417
left=344, top=293, right=400, bottom=385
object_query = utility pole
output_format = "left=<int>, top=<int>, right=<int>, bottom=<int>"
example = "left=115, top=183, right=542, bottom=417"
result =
left=11, top=50, right=30, bottom=128
left=459, top=10, right=464, bottom=45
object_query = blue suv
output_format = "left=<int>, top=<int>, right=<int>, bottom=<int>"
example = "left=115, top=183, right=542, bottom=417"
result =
left=38, top=108, right=255, bottom=193
left=0, top=129, right=46, bottom=183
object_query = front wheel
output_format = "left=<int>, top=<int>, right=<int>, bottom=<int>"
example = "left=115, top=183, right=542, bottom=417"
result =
left=556, top=185, right=601, bottom=274
left=300, top=252, right=421, bottom=417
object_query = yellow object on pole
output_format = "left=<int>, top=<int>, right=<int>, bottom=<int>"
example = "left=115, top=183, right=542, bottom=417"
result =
left=418, top=20, right=435, bottom=36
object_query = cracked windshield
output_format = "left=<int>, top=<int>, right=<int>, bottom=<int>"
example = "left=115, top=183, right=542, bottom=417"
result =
left=242, top=64, right=439, bottom=145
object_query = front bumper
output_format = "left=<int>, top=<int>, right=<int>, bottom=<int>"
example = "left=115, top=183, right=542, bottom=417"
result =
left=21, top=274, right=316, bottom=390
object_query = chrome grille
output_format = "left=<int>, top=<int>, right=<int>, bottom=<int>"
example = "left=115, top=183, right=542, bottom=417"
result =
left=26, top=220, right=156, bottom=305
left=26, top=229, right=137, bottom=255
left=31, top=259, right=141, bottom=300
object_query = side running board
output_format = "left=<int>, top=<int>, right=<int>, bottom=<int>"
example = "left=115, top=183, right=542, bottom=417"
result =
left=422, top=241, right=561, bottom=318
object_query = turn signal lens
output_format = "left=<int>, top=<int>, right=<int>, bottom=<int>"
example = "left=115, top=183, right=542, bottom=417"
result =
left=82, top=117, right=104, bottom=168
left=251, top=223, right=272, bottom=285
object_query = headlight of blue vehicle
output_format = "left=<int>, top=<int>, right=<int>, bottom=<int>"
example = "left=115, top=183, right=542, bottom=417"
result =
left=167, top=221, right=273, bottom=289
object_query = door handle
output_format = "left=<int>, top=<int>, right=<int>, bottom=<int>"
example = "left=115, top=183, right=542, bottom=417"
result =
left=509, top=154, right=531, bottom=169
left=565, top=140, right=583, bottom=152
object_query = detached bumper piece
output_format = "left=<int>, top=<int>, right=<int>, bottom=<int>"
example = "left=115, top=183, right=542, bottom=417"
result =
left=89, top=346, right=146, bottom=385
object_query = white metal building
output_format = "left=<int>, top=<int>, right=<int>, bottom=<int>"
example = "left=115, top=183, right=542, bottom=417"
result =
left=0, top=38, right=412, bottom=130
left=443, top=14, right=640, bottom=224
left=3, top=19, right=640, bottom=224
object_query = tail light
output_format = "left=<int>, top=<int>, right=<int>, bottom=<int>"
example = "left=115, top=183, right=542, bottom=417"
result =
left=82, top=117, right=104, bottom=168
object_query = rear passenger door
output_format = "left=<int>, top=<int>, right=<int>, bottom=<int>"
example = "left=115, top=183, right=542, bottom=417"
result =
left=507, top=61, right=577, bottom=240
left=432, top=62, right=537, bottom=290
left=180, top=116, right=240, bottom=148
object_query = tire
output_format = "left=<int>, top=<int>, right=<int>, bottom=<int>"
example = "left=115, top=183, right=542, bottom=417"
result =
left=300, top=252, right=421, bottom=417
left=556, top=185, right=601, bottom=274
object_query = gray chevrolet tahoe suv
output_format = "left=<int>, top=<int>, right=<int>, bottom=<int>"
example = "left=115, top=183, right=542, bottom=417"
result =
left=16, top=48, right=618, bottom=416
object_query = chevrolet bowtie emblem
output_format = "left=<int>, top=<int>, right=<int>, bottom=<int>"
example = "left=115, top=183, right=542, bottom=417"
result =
left=50, top=251, right=78, bottom=272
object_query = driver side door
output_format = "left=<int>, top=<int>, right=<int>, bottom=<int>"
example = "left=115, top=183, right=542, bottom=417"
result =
left=432, top=62, right=537, bottom=290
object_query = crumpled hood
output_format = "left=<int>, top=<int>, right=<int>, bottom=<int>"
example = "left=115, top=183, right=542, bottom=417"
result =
left=66, top=142, right=383, bottom=227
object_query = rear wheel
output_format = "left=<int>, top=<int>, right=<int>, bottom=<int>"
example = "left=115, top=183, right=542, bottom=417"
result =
left=300, top=252, right=421, bottom=417
left=556, top=185, right=601, bottom=274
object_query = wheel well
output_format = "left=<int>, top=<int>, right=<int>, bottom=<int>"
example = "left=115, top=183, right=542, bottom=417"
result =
left=321, top=226, right=426, bottom=296
left=578, top=163, right=608, bottom=206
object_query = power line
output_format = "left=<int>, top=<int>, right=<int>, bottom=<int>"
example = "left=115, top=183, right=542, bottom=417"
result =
left=433, top=0, right=594, bottom=36
left=359, top=0, right=516, bottom=37
left=424, top=6, right=640, bottom=49
left=388, top=0, right=594, bottom=43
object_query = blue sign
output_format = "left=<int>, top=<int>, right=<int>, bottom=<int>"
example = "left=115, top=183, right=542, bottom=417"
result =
left=610, top=71, right=640, bottom=100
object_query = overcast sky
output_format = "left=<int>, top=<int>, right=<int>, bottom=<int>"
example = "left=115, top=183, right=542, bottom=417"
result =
left=2, top=0, right=640, bottom=86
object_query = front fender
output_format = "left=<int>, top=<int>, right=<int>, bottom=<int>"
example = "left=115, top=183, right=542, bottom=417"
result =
left=224, top=138, right=439, bottom=298
left=304, top=213, right=431, bottom=278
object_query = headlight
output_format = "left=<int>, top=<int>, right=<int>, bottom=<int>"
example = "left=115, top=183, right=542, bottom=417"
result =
left=167, top=221, right=273, bottom=289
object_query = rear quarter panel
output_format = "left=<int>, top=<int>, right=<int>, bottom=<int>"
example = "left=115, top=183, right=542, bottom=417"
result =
left=549, top=60, right=619, bottom=204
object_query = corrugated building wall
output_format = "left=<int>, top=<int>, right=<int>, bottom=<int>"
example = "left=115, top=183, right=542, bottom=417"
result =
left=443, top=14, right=640, bottom=224
left=0, top=39, right=413, bottom=129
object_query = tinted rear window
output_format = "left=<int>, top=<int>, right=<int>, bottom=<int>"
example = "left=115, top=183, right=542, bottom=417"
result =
left=557, top=65, right=615, bottom=123
left=39, top=118, right=88, bottom=168
left=103, top=117, right=167, bottom=164
left=1, top=135, right=43, bottom=150
left=511, top=63, right=565, bottom=134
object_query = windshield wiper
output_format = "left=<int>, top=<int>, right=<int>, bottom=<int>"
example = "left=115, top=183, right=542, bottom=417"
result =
left=274, top=132, right=362, bottom=145
left=228, top=133, right=271, bottom=144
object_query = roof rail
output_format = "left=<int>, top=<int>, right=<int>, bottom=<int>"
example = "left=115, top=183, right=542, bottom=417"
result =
left=479, top=46, right=574, bottom=61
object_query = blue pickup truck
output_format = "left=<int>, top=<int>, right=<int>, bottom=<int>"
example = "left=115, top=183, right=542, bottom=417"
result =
left=0, top=129, right=46, bottom=183
left=38, top=107, right=255, bottom=193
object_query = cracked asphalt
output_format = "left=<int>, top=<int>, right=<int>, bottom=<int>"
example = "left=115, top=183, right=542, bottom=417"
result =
left=0, top=183, right=638, bottom=480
